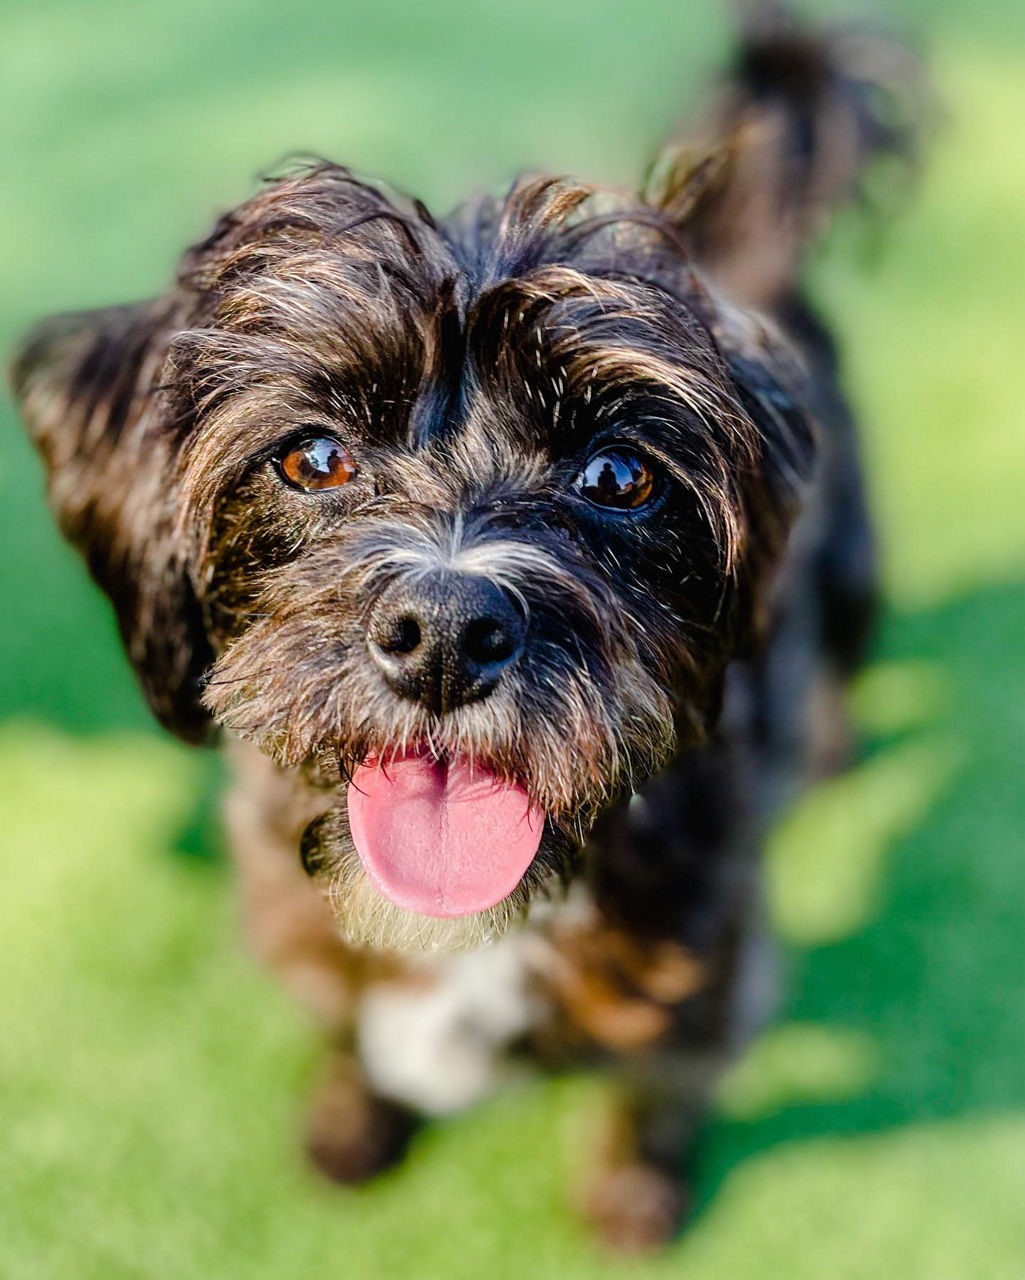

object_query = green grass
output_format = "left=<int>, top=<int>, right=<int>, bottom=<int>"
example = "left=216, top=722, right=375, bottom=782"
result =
left=1, top=1, right=1024, bottom=1276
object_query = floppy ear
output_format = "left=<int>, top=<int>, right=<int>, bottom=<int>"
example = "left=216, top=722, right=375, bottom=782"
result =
left=719, top=303, right=817, bottom=514
left=646, top=145, right=818, bottom=537
left=10, top=300, right=213, bottom=741
left=703, top=293, right=819, bottom=650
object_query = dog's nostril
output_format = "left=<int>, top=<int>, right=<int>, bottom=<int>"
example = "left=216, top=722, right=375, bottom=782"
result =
left=463, top=616, right=519, bottom=666
left=377, top=615, right=421, bottom=656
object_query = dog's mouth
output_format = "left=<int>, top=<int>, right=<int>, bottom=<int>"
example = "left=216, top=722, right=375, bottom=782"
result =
left=345, top=747, right=546, bottom=919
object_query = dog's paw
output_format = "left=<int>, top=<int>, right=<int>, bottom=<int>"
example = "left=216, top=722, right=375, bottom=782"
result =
left=583, top=1162, right=687, bottom=1253
left=305, top=1059, right=417, bottom=1185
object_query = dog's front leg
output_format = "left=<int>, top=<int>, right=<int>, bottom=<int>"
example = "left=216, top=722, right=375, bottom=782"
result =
left=585, top=1054, right=724, bottom=1252
left=224, top=741, right=418, bottom=1181
left=538, top=911, right=747, bottom=1250
left=576, top=719, right=778, bottom=1250
left=305, top=1047, right=419, bottom=1184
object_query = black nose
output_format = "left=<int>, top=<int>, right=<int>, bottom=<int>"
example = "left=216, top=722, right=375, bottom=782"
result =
left=367, top=572, right=525, bottom=713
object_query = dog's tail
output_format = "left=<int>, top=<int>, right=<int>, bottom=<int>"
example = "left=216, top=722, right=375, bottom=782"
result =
left=648, top=1, right=929, bottom=308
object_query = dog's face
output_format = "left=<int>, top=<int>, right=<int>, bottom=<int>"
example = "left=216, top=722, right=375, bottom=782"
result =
left=12, top=165, right=813, bottom=950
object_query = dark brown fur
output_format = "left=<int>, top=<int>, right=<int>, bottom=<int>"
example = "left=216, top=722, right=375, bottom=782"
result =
left=10, top=6, right=921, bottom=1250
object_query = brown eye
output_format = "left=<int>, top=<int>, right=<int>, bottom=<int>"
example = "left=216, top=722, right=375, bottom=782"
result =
left=278, top=436, right=357, bottom=491
left=575, top=447, right=657, bottom=511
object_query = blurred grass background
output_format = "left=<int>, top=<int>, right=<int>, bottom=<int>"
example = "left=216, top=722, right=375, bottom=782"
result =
left=1, top=0, right=1024, bottom=1276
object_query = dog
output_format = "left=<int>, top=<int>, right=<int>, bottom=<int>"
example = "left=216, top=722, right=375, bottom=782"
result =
left=10, top=5, right=922, bottom=1251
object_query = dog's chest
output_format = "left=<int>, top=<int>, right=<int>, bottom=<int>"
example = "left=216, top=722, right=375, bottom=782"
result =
left=356, top=928, right=542, bottom=1115
left=353, top=887, right=711, bottom=1114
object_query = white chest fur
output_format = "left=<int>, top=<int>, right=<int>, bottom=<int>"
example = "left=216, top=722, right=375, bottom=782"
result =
left=357, top=931, right=541, bottom=1115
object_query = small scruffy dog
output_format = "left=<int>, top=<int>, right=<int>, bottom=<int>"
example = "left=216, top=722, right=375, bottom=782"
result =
left=11, top=6, right=920, bottom=1251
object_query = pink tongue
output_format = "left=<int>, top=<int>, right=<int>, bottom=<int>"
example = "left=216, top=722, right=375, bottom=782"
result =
left=347, top=752, right=545, bottom=918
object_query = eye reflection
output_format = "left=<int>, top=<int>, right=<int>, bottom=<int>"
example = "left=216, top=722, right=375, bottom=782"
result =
left=278, top=436, right=357, bottom=492
left=576, top=448, right=657, bottom=511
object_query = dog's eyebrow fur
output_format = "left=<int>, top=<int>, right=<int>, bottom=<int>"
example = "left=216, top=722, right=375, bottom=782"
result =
left=160, top=174, right=767, bottom=538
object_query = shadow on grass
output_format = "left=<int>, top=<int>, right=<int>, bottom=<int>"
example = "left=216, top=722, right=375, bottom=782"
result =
left=698, top=575, right=1025, bottom=1204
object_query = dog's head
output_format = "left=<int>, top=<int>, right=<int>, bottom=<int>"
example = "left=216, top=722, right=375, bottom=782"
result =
left=11, top=164, right=814, bottom=950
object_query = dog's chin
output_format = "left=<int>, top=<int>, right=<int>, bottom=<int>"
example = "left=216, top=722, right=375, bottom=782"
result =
left=302, top=793, right=578, bottom=953
left=322, top=839, right=552, bottom=953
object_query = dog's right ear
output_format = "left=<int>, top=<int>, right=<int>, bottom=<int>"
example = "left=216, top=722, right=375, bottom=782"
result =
left=9, top=300, right=214, bottom=741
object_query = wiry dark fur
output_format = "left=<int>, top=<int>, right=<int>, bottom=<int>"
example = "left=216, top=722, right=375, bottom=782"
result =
left=10, top=5, right=922, bottom=1251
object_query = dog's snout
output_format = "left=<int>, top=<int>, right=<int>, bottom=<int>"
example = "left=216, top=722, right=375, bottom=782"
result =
left=367, top=572, right=525, bottom=713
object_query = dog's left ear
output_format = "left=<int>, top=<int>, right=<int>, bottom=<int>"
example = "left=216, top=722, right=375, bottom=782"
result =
left=10, top=300, right=213, bottom=740
left=647, top=145, right=818, bottom=585
left=715, top=296, right=819, bottom=649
